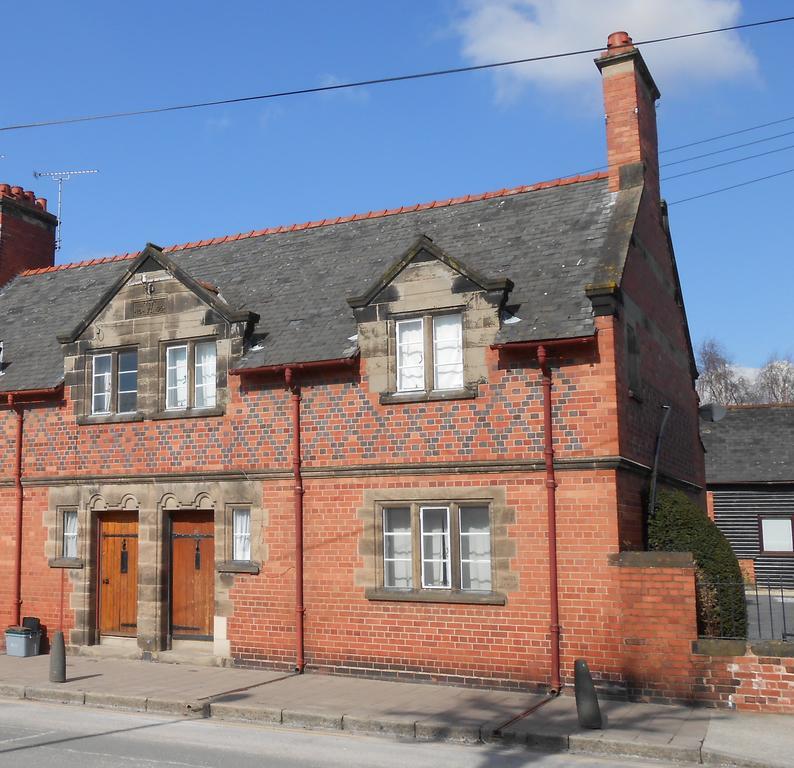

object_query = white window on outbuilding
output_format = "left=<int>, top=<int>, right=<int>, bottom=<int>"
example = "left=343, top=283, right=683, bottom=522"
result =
left=761, top=517, right=794, bottom=553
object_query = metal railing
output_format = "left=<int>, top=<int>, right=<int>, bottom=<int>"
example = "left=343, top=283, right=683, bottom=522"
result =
left=697, top=578, right=794, bottom=641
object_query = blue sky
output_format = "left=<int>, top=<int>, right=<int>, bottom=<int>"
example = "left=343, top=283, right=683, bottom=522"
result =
left=3, top=1, right=792, bottom=368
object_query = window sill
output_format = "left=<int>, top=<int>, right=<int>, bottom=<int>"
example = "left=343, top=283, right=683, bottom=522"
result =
left=151, top=406, right=225, bottom=421
left=48, top=558, right=84, bottom=569
left=77, top=412, right=145, bottom=426
left=379, top=386, right=478, bottom=405
left=216, top=560, right=261, bottom=574
left=365, top=587, right=505, bottom=605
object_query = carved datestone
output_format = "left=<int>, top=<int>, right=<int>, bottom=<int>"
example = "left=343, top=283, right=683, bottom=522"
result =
left=132, top=298, right=167, bottom=318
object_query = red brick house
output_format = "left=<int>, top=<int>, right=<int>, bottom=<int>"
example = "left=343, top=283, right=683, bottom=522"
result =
left=0, top=33, right=708, bottom=697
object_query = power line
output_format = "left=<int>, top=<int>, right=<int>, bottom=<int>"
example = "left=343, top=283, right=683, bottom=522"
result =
left=661, top=128, right=794, bottom=168
left=668, top=167, right=794, bottom=205
left=663, top=142, right=794, bottom=180
left=660, top=115, right=794, bottom=154
left=1, top=15, right=792, bottom=132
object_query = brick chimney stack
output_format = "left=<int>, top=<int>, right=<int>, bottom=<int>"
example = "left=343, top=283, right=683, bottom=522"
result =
left=0, top=183, right=57, bottom=286
left=596, top=31, right=661, bottom=197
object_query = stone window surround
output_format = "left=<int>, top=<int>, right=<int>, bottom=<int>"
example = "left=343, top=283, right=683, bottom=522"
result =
left=357, top=486, right=517, bottom=605
left=380, top=305, right=478, bottom=405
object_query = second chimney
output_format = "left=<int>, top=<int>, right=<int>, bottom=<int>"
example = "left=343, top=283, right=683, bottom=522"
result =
left=596, top=31, right=661, bottom=198
left=0, top=183, right=57, bottom=285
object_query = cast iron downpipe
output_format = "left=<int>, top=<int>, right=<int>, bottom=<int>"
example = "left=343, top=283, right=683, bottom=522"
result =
left=492, top=337, right=594, bottom=693
left=5, top=386, right=63, bottom=626
left=230, top=356, right=357, bottom=673
left=284, top=366, right=305, bottom=673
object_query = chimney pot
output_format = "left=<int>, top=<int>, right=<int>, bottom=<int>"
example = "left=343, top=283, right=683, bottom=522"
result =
left=10, top=186, right=23, bottom=197
left=0, top=184, right=10, bottom=196
left=36, top=198, right=47, bottom=211
left=23, top=190, right=35, bottom=203
left=607, top=31, right=632, bottom=49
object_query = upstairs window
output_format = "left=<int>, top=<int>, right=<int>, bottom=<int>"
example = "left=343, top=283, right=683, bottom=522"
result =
left=166, top=340, right=217, bottom=410
left=91, top=349, right=138, bottom=415
left=395, top=313, right=463, bottom=393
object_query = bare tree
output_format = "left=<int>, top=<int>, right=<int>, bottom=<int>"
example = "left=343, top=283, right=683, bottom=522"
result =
left=696, top=339, right=756, bottom=405
left=756, top=354, right=794, bottom=404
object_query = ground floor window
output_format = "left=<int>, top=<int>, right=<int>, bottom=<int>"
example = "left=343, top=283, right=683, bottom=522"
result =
left=382, top=502, right=492, bottom=593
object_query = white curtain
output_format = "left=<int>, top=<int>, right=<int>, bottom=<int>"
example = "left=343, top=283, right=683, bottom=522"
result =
left=396, top=319, right=424, bottom=392
left=433, top=314, right=463, bottom=390
left=233, top=508, right=251, bottom=561
left=195, top=342, right=217, bottom=408
left=63, top=510, right=78, bottom=559
left=167, top=346, right=188, bottom=409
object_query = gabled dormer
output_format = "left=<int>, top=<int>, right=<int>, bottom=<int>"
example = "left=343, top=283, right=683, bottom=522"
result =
left=59, top=243, right=258, bottom=424
left=347, top=236, right=512, bottom=403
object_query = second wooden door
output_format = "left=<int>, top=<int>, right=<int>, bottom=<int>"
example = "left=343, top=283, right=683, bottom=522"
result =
left=171, top=511, right=215, bottom=640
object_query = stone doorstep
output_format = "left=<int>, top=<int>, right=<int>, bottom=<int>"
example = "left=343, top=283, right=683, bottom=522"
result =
left=0, top=686, right=713, bottom=765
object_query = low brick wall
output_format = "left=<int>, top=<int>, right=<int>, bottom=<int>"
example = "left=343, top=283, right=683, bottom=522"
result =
left=610, top=551, right=794, bottom=712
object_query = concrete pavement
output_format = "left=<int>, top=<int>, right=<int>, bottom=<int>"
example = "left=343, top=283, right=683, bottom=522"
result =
left=0, top=653, right=791, bottom=766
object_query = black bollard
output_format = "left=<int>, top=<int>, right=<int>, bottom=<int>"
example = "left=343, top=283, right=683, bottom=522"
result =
left=49, top=631, right=66, bottom=683
left=574, top=658, right=602, bottom=729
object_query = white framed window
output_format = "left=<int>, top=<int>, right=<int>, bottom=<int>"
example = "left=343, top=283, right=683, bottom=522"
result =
left=381, top=501, right=493, bottom=594
left=394, top=313, right=463, bottom=393
left=459, top=506, right=492, bottom=591
left=396, top=318, right=424, bottom=392
left=62, top=509, right=78, bottom=559
left=166, top=345, right=188, bottom=409
left=117, top=350, right=138, bottom=413
left=420, top=506, right=451, bottom=589
left=232, top=507, right=251, bottom=561
left=92, top=353, right=112, bottom=414
left=383, top=507, right=412, bottom=589
left=194, top=341, right=217, bottom=409
left=761, top=517, right=794, bottom=553
left=433, top=314, right=463, bottom=390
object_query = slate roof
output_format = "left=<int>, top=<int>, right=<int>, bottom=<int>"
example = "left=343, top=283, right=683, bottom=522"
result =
left=0, top=174, right=639, bottom=392
left=701, top=405, right=794, bottom=484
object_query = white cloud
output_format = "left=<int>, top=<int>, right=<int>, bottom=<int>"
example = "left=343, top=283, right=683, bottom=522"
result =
left=456, top=0, right=759, bottom=101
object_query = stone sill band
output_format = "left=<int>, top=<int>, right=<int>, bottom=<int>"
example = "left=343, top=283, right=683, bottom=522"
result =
left=216, top=561, right=261, bottom=574
left=365, top=587, right=506, bottom=605
left=48, top=558, right=84, bottom=569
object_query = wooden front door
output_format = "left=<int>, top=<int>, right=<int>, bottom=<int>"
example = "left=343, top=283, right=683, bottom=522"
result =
left=98, top=512, right=139, bottom=637
left=171, top=511, right=215, bottom=640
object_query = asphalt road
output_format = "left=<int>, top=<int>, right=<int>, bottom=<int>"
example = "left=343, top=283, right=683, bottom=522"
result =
left=0, top=699, right=682, bottom=768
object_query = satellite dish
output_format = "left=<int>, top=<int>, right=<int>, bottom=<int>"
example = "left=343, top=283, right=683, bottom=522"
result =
left=699, top=403, right=727, bottom=422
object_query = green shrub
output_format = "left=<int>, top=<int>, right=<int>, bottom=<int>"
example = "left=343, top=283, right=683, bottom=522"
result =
left=648, top=490, right=747, bottom=639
